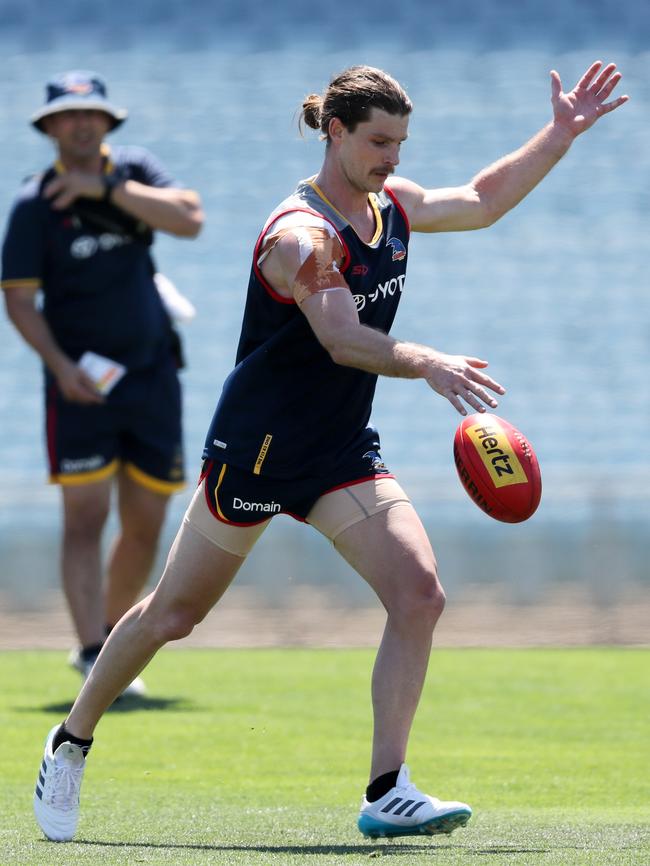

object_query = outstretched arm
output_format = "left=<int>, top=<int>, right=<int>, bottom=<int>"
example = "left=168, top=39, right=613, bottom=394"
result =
left=394, top=61, right=629, bottom=233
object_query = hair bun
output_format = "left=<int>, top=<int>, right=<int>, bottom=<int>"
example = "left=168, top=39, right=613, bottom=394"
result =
left=301, top=94, right=322, bottom=130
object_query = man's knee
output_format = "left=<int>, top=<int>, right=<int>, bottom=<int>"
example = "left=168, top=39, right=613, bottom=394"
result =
left=120, top=516, right=165, bottom=551
left=153, top=609, right=193, bottom=642
left=63, top=492, right=110, bottom=539
left=119, top=487, right=170, bottom=550
left=141, top=595, right=208, bottom=644
left=412, top=576, right=446, bottom=623
left=391, top=565, right=446, bottom=626
left=426, top=581, right=446, bottom=621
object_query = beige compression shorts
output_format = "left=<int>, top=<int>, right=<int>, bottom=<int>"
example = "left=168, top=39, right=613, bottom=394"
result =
left=183, top=475, right=412, bottom=558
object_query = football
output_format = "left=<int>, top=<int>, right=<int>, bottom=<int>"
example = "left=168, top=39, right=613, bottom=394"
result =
left=453, top=413, right=541, bottom=523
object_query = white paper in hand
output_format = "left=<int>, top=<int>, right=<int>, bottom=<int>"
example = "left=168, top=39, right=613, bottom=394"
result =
left=78, top=352, right=126, bottom=395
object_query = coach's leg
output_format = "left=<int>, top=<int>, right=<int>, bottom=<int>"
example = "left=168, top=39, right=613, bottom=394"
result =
left=333, top=504, right=445, bottom=781
left=104, top=469, right=171, bottom=628
left=61, top=480, right=112, bottom=649
left=64, top=522, right=245, bottom=739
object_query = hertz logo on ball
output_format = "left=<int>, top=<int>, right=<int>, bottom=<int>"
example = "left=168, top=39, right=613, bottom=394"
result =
left=465, top=421, right=528, bottom=488
left=453, top=412, right=541, bottom=523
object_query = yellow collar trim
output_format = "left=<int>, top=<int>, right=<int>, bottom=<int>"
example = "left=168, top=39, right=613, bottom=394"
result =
left=308, top=179, right=383, bottom=246
left=54, top=143, right=114, bottom=176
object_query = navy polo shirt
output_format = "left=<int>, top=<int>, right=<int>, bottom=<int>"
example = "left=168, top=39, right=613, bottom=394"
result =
left=1, top=145, right=176, bottom=370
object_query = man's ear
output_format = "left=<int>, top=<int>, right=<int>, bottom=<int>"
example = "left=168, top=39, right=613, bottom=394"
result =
left=328, top=116, right=346, bottom=144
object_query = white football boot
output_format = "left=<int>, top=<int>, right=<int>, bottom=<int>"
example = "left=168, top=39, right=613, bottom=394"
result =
left=34, top=725, right=87, bottom=842
left=358, top=764, right=472, bottom=839
left=68, top=646, right=147, bottom=698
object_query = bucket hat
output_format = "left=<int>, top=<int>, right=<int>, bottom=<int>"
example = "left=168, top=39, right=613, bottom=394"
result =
left=31, top=70, right=128, bottom=133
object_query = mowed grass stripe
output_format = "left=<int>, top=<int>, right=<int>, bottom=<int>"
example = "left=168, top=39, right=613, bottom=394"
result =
left=0, top=648, right=648, bottom=865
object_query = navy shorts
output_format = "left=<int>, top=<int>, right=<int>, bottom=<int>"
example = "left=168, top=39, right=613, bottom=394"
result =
left=200, top=447, right=393, bottom=526
left=45, top=357, right=185, bottom=493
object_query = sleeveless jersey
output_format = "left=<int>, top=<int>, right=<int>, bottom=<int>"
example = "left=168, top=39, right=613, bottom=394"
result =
left=203, top=179, right=410, bottom=480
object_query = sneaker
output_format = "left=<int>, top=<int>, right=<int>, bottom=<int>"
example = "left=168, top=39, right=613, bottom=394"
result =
left=68, top=646, right=147, bottom=698
left=358, top=764, right=472, bottom=839
left=119, top=675, right=147, bottom=698
left=34, top=725, right=86, bottom=842
left=67, top=646, right=94, bottom=676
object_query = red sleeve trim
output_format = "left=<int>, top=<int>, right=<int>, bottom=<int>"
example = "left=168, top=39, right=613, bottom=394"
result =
left=253, top=207, right=351, bottom=302
left=384, top=185, right=411, bottom=237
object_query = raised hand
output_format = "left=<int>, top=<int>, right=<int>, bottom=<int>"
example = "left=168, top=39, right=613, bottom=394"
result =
left=551, top=61, right=629, bottom=137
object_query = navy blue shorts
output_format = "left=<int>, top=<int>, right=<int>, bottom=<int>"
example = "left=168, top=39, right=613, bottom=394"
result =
left=200, top=447, right=393, bottom=526
left=45, top=357, right=185, bottom=493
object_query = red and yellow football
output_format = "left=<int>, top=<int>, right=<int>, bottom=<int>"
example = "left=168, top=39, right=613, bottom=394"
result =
left=453, top=413, right=541, bottom=523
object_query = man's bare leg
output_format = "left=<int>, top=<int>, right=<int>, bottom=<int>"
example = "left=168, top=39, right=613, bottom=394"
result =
left=333, top=503, right=445, bottom=782
left=64, top=522, right=246, bottom=739
left=104, top=470, right=171, bottom=627
left=61, top=481, right=112, bottom=649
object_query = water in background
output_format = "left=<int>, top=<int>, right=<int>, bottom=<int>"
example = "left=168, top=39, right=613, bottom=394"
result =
left=0, top=0, right=648, bottom=615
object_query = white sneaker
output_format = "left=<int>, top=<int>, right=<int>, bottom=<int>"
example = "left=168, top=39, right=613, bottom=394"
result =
left=119, top=674, right=147, bottom=698
left=67, top=646, right=94, bottom=678
left=34, top=725, right=86, bottom=842
left=68, top=647, right=147, bottom=698
left=358, top=764, right=472, bottom=839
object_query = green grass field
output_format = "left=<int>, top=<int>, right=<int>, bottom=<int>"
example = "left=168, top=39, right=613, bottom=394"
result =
left=1, top=648, right=648, bottom=865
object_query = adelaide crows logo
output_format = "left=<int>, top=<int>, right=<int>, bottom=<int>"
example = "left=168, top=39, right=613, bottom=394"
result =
left=386, top=237, right=406, bottom=261
left=363, top=450, right=389, bottom=473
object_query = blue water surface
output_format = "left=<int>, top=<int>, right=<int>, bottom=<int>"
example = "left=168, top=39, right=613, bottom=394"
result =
left=0, top=1, right=647, bottom=597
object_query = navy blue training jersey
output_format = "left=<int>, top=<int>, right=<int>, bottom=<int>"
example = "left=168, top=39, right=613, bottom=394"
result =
left=1, top=145, right=176, bottom=370
left=203, top=179, right=410, bottom=480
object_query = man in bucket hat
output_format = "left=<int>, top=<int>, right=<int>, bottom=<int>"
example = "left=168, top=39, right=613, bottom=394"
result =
left=1, top=71, right=204, bottom=696
left=30, top=71, right=128, bottom=132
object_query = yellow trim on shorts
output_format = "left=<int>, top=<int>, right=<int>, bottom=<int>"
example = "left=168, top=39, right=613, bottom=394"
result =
left=213, top=463, right=228, bottom=519
left=125, top=463, right=186, bottom=495
left=1, top=278, right=41, bottom=291
left=50, top=458, right=119, bottom=486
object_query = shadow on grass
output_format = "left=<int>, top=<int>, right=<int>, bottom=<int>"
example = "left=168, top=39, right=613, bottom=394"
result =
left=28, top=695, right=192, bottom=715
left=74, top=840, right=551, bottom=856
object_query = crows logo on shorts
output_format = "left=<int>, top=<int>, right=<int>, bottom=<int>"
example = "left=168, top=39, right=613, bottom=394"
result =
left=363, top=451, right=389, bottom=473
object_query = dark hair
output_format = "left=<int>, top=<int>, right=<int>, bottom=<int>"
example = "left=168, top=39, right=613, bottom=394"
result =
left=300, top=65, right=412, bottom=140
